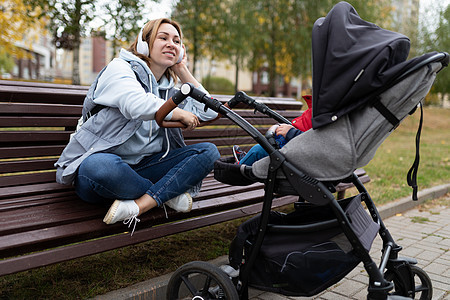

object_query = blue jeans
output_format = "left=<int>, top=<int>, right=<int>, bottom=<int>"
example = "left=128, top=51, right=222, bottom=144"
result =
left=75, top=142, right=220, bottom=206
left=239, top=135, right=287, bottom=166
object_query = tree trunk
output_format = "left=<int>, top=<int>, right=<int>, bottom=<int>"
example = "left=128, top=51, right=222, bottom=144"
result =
left=268, top=7, right=277, bottom=97
left=72, top=0, right=82, bottom=85
left=234, top=56, right=239, bottom=93
left=72, top=45, right=81, bottom=85
left=297, top=74, right=302, bottom=99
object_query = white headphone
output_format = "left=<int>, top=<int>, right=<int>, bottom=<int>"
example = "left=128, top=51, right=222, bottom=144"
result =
left=136, top=27, right=184, bottom=63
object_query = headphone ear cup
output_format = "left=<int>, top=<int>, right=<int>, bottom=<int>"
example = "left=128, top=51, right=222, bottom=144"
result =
left=177, top=45, right=184, bottom=64
left=136, top=28, right=149, bottom=56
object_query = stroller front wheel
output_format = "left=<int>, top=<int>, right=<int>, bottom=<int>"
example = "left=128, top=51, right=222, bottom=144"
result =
left=166, top=261, right=239, bottom=300
left=385, top=265, right=432, bottom=300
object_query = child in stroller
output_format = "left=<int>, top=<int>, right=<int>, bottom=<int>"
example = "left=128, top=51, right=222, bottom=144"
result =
left=154, top=2, right=448, bottom=299
left=233, top=95, right=313, bottom=165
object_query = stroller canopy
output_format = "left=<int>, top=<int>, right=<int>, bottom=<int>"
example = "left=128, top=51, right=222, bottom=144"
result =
left=311, top=1, right=411, bottom=129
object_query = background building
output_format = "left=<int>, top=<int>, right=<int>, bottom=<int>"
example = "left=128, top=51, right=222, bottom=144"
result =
left=11, top=29, right=55, bottom=82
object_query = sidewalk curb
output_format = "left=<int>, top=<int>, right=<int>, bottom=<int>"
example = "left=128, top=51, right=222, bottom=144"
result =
left=92, top=184, right=449, bottom=300
left=377, top=183, right=449, bottom=219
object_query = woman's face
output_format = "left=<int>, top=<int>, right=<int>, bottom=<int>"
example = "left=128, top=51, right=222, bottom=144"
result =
left=150, top=23, right=182, bottom=69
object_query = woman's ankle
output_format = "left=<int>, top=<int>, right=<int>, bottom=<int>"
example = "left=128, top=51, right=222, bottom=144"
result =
left=135, top=194, right=158, bottom=215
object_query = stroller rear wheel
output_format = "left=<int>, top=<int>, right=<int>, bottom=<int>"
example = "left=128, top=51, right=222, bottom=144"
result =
left=385, top=265, right=432, bottom=300
left=166, top=261, right=238, bottom=300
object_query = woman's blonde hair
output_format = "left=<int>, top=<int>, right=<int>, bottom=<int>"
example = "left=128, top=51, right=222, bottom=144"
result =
left=128, top=18, right=183, bottom=84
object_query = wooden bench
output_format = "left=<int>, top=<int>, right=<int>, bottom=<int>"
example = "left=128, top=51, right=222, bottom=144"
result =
left=0, top=80, right=370, bottom=277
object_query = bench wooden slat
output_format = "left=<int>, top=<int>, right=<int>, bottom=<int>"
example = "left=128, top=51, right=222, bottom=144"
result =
left=195, top=183, right=264, bottom=200
left=0, top=116, right=79, bottom=127
left=0, top=158, right=57, bottom=174
left=0, top=191, right=76, bottom=211
left=182, top=127, right=266, bottom=139
left=0, top=86, right=87, bottom=105
left=0, top=102, right=82, bottom=115
left=185, top=137, right=256, bottom=147
left=0, top=80, right=89, bottom=91
left=0, top=181, right=66, bottom=198
left=0, top=145, right=65, bottom=159
left=204, top=117, right=286, bottom=127
left=0, top=172, right=57, bottom=188
left=0, top=131, right=71, bottom=143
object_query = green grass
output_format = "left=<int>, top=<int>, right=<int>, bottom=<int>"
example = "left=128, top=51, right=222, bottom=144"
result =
left=362, top=107, right=449, bottom=204
left=0, top=107, right=449, bottom=299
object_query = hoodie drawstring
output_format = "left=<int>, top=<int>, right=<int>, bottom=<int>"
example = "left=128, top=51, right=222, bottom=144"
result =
left=160, top=90, right=171, bottom=160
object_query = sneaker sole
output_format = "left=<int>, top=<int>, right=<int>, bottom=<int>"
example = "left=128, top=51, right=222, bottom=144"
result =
left=103, top=200, right=120, bottom=224
left=185, top=193, right=193, bottom=213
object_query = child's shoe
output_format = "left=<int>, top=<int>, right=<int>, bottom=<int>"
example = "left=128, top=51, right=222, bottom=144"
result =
left=232, top=145, right=247, bottom=163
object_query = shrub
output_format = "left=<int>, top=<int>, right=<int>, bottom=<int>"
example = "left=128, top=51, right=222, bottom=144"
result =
left=202, top=76, right=235, bottom=94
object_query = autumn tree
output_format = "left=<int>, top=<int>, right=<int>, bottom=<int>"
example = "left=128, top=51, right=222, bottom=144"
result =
left=172, top=0, right=402, bottom=97
left=99, top=0, right=147, bottom=57
left=26, top=0, right=95, bottom=85
left=419, top=3, right=449, bottom=97
left=28, top=0, right=151, bottom=85
left=172, top=0, right=221, bottom=75
left=224, top=0, right=256, bottom=92
left=0, top=49, right=15, bottom=75
left=0, top=0, right=47, bottom=72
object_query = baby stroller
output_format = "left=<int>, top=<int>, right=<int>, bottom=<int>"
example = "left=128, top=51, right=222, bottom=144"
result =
left=156, top=2, right=448, bottom=300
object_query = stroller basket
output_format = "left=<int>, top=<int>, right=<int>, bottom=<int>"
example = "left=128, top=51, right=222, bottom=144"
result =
left=229, top=194, right=380, bottom=296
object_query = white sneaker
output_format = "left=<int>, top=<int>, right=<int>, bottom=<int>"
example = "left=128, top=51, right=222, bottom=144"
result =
left=103, top=200, right=140, bottom=225
left=165, top=192, right=193, bottom=213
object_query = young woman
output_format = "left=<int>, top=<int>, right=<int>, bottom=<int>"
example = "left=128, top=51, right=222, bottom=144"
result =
left=55, top=18, right=220, bottom=233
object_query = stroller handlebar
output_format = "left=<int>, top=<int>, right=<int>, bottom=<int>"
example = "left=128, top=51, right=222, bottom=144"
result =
left=155, top=83, right=223, bottom=128
left=229, top=91, right=291, bottom=124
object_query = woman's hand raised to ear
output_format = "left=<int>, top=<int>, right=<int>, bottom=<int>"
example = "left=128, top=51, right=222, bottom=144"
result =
left=171, top=107, right=200, bottom=130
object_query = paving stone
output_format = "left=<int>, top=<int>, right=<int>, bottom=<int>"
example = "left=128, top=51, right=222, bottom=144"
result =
left=330, top=279, right=366, bottom=297
left=423, top=261, right=449, bottom=275
left=432, top=288, right=447, bottom=300
left=319, top=291, right=354, bottom=300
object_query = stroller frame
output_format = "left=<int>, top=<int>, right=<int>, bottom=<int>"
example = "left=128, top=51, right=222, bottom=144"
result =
left=215, top=95, right=404, bottom=300
left=162, top=52, right=448, bottom=300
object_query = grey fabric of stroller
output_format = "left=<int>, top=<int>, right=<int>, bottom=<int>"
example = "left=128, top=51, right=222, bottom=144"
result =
left=252, top=62, right=440, bottom=181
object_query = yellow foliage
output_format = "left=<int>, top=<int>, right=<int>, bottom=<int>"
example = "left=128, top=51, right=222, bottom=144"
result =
left=0, top=0, right=48, bottom=57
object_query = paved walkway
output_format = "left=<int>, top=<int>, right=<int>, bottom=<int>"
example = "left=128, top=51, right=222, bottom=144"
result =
left=94, top=184, right=449, bottom=300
